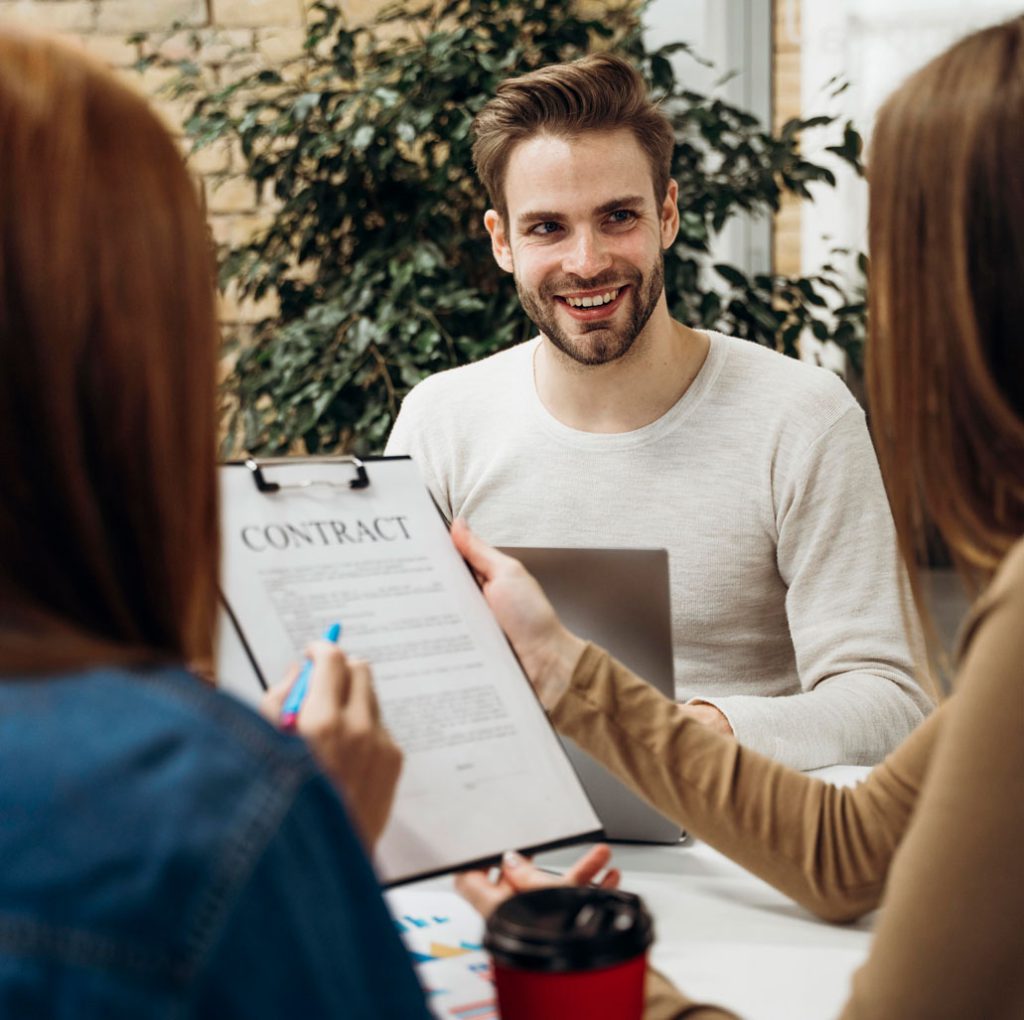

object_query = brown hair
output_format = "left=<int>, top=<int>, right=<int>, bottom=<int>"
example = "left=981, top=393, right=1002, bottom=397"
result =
left=472, top=52, right=675, bottom=221
left=0, top=30, right=220, bottom=674
left=866, top=16, right=1024, bottom=644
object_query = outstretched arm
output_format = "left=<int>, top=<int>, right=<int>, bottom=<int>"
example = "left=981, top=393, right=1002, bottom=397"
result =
left=554, top=643, right=939, bottom=922
left=452, top=519, right=939, bottom=922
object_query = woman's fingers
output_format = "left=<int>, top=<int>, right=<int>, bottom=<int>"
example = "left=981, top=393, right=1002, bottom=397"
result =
left=561, top=843, right=613, bottom=886
left=344, top=658, right=382, bottom=726
left=259, top=662, right=299, bottom=722
left=497, top=846, right=617, bottom=891
left=300, top=641, right=351, bottom=726
left=270, top=644, right=402, bottom=851
left=497, top=850, right=560, bottom=892
left=456, top=845, right=622, bottom=923
left=450, top=518, right=499, bottom=581
left=498, top=845, right=618, bottom=893
left=454, top=869, right=509, bottom=917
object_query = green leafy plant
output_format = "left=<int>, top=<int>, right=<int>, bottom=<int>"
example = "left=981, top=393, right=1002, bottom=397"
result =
left=150, top=0, right=866, bottom=455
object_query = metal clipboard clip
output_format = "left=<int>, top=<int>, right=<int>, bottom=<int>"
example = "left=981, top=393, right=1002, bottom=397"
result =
left=244, top=455, right=370, bottom=493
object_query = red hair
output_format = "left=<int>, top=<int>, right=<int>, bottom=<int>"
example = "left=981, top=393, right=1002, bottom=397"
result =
left=0, top=30, right=220, bottom=673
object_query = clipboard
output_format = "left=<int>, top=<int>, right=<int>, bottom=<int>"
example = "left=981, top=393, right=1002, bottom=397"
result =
left=217, top=454, right=602, bottom=886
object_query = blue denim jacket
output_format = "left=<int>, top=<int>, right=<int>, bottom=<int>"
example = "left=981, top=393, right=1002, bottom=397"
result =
left=0, top=666, right=432, bottom=1018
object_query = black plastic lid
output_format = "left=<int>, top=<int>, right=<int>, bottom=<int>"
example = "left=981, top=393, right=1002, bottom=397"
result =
left=484, top=887, right=654, bottom=973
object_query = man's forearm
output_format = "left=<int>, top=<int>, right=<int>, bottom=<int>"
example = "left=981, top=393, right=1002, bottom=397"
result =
left=694, top=671, right=929, bottom=770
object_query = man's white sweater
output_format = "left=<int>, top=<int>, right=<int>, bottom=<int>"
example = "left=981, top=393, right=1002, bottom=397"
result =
left=386, top=332, right=932, bottom=769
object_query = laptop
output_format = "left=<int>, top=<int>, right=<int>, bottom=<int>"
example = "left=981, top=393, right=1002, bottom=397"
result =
left=498, top=547, right=684, bottom=844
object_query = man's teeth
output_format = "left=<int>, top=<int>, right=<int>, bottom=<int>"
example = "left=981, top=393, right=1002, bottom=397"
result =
left=564, top=288, right=620, bottom=309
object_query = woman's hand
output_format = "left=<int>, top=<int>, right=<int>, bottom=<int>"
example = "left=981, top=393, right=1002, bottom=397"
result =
left=451, top=518, right=587, bottom=709
left=455, top=844, right=621, bottom=918
left=261, top=642, right=402, bottom=850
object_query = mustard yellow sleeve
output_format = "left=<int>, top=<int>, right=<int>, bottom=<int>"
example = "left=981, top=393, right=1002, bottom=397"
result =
left=644, top=967, right=737, bottom=1019
left=837, top=555, right=1024, bottom=1018
left=550, top=644, right=942, bottom=922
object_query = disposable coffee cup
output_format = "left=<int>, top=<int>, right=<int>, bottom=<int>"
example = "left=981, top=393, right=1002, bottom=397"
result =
left=484, top=886, right=653, bottom=1020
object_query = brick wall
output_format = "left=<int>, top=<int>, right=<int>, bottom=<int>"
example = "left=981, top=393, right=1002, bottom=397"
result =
left=773, top=0, right=801, bottom=277
left=0, top=0, right=393, bottom=331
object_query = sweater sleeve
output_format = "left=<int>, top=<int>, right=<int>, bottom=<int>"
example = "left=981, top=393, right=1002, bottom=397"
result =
left=644, top=967, right=738, bottom=1018
left=552, top=643, right=941, bottom=922
left=693, top=406, right=934, bottom=769
left=836, top=553, right=1024, bottom=1018
left=557, top=550, right=1024, bottom=1017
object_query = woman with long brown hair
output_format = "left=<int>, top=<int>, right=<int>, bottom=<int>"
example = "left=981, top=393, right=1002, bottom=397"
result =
left=0, top=28, right=429, bottom=1016
left=455, top=15, right=1024, bottom=1017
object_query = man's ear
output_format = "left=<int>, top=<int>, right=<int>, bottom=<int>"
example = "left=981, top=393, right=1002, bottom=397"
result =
left=660, top=179, right=680, bottom=250
left=484, top=209, right=514, bottom=273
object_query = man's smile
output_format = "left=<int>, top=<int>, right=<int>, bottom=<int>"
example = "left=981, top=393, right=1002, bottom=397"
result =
left=554, top=285, right=630, bottom=321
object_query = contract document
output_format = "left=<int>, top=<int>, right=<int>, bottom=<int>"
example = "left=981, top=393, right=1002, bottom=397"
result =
left=217, top=456, right=601, bottom=884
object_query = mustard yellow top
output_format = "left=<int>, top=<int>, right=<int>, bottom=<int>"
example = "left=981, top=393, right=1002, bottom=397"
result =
left=552, top=542, right=1024, bottom=1018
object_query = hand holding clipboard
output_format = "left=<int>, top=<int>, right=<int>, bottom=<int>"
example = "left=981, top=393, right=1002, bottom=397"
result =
left=218, top=455, right=601, bottom=885
left=260, top=621, right=402, bottom=850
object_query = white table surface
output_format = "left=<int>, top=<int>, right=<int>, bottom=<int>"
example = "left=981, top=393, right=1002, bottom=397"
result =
left=396, top=764, right=874, bottom=1020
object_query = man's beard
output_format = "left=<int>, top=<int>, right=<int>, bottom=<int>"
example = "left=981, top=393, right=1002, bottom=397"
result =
left=515, top=253, right=665, bottom=366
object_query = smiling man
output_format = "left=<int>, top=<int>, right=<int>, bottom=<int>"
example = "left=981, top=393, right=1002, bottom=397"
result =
left=385, top=54, right=931, bottom=769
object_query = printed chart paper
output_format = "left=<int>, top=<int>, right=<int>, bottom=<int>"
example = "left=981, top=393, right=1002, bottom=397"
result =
left=385, top=888, right=497, bottom=1020
left=217, top=457, right=601, bottom=884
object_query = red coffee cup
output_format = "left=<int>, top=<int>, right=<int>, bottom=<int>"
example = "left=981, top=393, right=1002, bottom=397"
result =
left=484, top=886, right=653, bottom=1020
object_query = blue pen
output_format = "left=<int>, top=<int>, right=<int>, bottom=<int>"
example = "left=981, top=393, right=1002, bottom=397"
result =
left=281, top=622, right=341, bottom=730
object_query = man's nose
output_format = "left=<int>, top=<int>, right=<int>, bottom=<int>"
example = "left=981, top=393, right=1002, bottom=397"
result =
left=561, top=227, right=612, bottom=279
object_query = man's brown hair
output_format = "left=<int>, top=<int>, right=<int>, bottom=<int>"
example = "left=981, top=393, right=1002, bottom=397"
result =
left=0, top=30, right=220, bottom=674
left=865, top=15, right=1024, bottom=654
left=472, top=52, right=675, bottom=221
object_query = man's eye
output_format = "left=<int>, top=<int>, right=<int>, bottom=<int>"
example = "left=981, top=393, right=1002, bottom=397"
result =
left=608, top=209, right=637, bottom=225
left=531, top=221, right=562, bottom=236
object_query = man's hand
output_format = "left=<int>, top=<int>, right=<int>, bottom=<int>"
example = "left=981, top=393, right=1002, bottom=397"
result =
left=451, top=518, right=587, bottom=708
left=261, top=642, right=403, bottom=850
left=682, top=702, right=734, bottom=736
left=455, top=844, right=620, bottom=918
